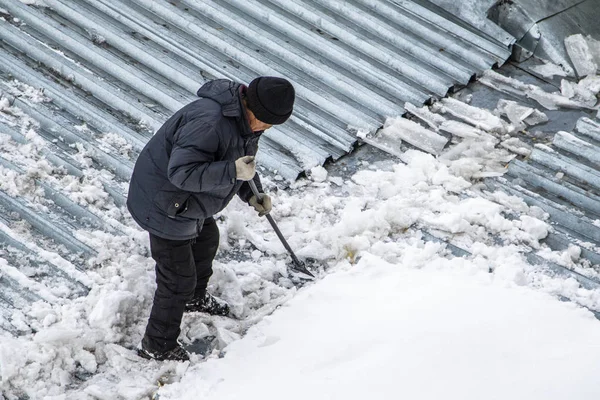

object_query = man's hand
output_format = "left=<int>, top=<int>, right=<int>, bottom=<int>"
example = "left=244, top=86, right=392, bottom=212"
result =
left=235, top=156, right=256, bottom=181
left=249, top=193, right=272, bottom=217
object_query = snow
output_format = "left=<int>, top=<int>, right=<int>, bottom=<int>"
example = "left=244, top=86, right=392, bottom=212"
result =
left=3, top=113, right=599, bottom=398
left=2, top=21, right=600, bottom=400
left=308, top=165, right=327, bottom=183
left=518, top=215, right=549, bottom=241
left=159, top=253, right=600, bottom=400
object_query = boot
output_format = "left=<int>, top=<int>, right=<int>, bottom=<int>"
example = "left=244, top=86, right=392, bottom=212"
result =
left=138, top=338, right=190, bottom=362
left=185, top=291, right=230, bottom=316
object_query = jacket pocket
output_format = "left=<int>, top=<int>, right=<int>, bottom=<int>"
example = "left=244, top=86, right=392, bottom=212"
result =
left=166, top=193, right=191, bottom=218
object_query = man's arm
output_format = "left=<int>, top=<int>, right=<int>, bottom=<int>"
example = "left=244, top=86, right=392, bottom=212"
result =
left=167, top=119, right=236, bottom=192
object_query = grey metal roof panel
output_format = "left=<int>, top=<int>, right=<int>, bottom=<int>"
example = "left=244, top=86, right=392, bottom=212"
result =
left=489, top=0, right=600, bottom=74
left=0, top=0, right=511, bottom=177
left=498, top=118, right=600, bottom=269
left=530, top=144, right=600, bottom=193
left=420, top=0, right=516, bottom=48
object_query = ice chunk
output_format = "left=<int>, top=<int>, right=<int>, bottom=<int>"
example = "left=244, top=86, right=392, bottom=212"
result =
left=524, top=113, right=549, bottom=127
left=329, top=176, right=343, bottom=186
left=404, top=102, right=446, bottom=130
left=560, top=79, right=597, bottom=108
left=500, top=138, right=532, bottom=157
left=529, top=60, right=569, bottom=78
left=439, top=120, right=482, bottom=138
left=529, top=87, right=583, bottom=110
left=560, top=79, right=576, bottom=99
left=404, top=102, right=482, bottom=138
left=565, top=34, right=597, bottom=78
left=480, top=70, right=595, bottom=110
left=74, top=349, right=98, bottom=373
left=496, top=100, right=534, bottom=122
left=567, top=244, right=582, bottom=261
left=216, top=327, right=241, bottom=348
left=578, top=75, right=600, bottom=96
left=186, top=321, right=211, bottom=341
left=404, top=103, right=482, bottom=138
left=585, top=35, right=600, bottom=68
left=379, top=116, right=448, bottom=155
left=434, top=97, right=507, bottom=133
left=495, top=99, right=547, bottom=131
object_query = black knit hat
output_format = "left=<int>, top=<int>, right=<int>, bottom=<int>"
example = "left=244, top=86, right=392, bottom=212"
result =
left=246, top=77, right=295, bottom=125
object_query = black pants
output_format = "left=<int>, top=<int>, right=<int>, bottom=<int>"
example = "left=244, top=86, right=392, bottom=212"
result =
left=143, top=218, right=219, bottom=352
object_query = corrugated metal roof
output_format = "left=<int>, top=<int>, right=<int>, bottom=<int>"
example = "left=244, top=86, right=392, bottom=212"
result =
left=0, top=0, right=512, bottom=178
left=0, top=0, right=513, bottom=333
left=488, top=0, right=600, bottom=72
left=493, top=119, right=600, bottom=269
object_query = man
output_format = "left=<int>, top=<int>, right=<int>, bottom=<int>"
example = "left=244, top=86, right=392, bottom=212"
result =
left=127, top=76, right=295, bottom=361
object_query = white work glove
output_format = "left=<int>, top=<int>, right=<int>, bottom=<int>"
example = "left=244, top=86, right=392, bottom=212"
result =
left=235, top=156, right=256, bottom=181
left=249, top=193, right=272, bottom=217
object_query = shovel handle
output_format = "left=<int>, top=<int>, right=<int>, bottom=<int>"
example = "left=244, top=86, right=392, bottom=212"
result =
left=248, top=179, right=263, bottom=204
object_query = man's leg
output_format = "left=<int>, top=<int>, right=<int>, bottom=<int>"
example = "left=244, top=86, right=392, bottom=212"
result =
left=186, top=218, right=229, bottom=316
left=192, top=217, right=220, bottom=299
left=143, top=234, right=196, bottom=353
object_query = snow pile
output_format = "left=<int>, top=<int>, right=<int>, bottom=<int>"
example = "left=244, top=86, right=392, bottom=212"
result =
left=378, top=101, right=517, bottom=179
left=158, top=234, right=600, bottom=400
left=152, top=150, right=598, bottom=399
left=2, top=134, right=599, bottom=399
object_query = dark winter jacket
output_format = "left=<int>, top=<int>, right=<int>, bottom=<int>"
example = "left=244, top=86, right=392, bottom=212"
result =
left=127, top=79, right=263, bottom=240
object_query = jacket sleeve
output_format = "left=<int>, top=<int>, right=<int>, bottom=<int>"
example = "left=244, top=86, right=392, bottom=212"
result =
left=167, top=118, right=236, bottom=192
left=238, top=173, right=264, bottom=203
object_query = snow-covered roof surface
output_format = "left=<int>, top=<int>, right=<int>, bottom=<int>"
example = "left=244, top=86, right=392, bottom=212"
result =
left=363, top=59, right=600, bottom=300
left=0, top=0, right=512, bottom=334
left=2, top=1, right=600, bottom=399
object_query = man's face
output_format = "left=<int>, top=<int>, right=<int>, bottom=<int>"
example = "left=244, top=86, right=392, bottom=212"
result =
left=252, top=120, right=273, bottom=132
left=247, top=108, right=273, bottom=132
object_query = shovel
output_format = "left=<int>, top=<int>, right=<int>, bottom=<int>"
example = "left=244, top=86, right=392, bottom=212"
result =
left=247, top=179, right=315, bottom=279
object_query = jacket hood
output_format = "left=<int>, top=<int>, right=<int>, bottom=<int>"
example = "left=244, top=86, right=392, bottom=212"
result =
left=196, top=79, right=244, bottom=118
